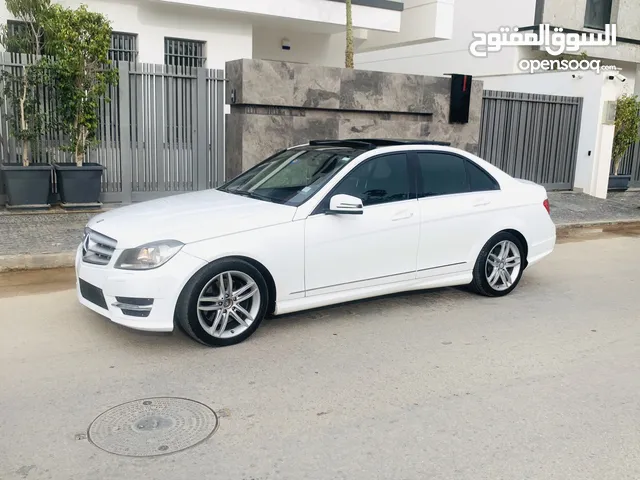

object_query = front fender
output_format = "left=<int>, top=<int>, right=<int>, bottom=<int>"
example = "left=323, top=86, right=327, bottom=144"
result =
left=181, top=221, right=306, bottom=304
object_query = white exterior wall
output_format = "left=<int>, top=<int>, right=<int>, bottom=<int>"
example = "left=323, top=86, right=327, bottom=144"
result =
left=355, top=0, right=536, bottom=76
left=253, top=27, right=335, bottom=66
left=0, top=0, right=454, bottom=69
left=479, top=71, right=626, bottom=198
left=358, top=0, right=455, bottom=52
left=522, top=45, right=639, bottom=94
left=0, top=0, right=254, bottom=69
left=154, top=0, right=402, bottom=33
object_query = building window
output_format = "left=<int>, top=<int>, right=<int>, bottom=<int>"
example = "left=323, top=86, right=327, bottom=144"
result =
left=584, top=0, right=612, bottom=30
left=164, top=37, right=205, bottom=68
left=5, top=20, right=45, bottom=54
left=109, top=32, right=138, bottom=62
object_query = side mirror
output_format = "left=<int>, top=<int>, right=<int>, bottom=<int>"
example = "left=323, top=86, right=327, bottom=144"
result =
left=328, top=194, right=363, bottom=215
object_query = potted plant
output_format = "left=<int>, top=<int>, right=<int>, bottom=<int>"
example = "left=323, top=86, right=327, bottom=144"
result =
left=44, top=4, right=117, bottom=207
left=609, top=94, right=640, bottom=191
left=0, top=0, right=53, bottom=209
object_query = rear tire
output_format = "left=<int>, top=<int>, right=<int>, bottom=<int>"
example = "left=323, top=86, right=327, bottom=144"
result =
left=176, top=259, right=269, bottom=347
left=469, top=232, right=525, bottom=297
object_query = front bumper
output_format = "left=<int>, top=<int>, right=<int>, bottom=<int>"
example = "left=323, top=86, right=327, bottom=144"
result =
left=74, top=245, right=207, bottom=332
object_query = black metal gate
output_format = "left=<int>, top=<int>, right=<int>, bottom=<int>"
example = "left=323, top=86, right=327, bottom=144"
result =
left=609, top=129, right=640, bottom=188
left=479, top=90, right=583, bottom=190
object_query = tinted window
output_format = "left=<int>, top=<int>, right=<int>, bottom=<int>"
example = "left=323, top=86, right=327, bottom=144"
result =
left=417, top=152, right=469, bottom=197
left=466, top=160, right=499, bottom=192
left=333, top=153, right=410, bottom=207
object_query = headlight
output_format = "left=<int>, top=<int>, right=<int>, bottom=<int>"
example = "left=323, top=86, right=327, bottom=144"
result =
left=115, top=240, right=184, bottom=270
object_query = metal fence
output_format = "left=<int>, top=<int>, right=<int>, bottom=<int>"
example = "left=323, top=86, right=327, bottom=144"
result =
left=479, top=90, right=583, bottom=190
left=0, top=53, right=225, bottom=205
left=609, top=127, right=640, bottom=188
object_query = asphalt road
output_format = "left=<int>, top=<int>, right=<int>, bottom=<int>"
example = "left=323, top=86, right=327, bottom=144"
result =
left=1, top=229, right=639, bottom=480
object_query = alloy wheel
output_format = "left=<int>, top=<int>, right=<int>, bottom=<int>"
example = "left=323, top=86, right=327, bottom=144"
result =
left=484, top=240, right=522, bottom=292
left=196, top=270, right=261, bottom=339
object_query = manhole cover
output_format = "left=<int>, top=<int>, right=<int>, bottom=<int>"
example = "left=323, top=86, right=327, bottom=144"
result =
left=87, top=397, right=219, bottom=457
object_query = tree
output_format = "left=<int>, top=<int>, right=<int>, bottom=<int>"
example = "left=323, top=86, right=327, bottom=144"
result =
left=345, top=0, right=354, bottom=68
left=1, top=0, right=49, bottom=54
left=43, top=4, right=117, bottom=166
left=0, top=0, right=52, bottom=166
left=611, top=94, right=640, bottom=175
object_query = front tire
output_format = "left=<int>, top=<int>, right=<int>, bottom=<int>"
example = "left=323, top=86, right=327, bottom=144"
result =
left=469, top=232, right=525, bottom=297
left=176, top=259, right=269, bottom=347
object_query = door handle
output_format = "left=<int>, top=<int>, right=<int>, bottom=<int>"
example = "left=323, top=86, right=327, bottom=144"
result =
left=473, top=199, right=490, bottom=207
left=392, top=211, right=414, bottom=221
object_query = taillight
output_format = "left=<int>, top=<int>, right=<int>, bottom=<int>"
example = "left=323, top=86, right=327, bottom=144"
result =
left=543, top=198, right=550, bottom=214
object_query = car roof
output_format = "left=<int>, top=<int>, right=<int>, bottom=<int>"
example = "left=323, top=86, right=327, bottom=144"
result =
left=306, top=139, right=451, bottom=150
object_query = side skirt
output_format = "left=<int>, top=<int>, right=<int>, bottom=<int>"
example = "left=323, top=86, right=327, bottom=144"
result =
left=273, top=271, right=474, bottom=316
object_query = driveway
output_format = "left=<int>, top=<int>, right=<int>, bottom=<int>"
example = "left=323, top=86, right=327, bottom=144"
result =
left=1, top=230, right=640, bottom=480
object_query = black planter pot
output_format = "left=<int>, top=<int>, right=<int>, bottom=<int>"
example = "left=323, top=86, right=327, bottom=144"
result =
left=608, top=174, right=631, bottom=192
left=0, top=163, right=52, bottom=210
left=53, top=162, right=105, bottom=207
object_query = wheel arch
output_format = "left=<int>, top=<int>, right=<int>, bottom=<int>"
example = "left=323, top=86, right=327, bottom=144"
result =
left=178, top=255, right=278, bottom=316
left=470, top=227, right=530, bottom=270
left=501, top=228, right=529, bottom=268
left=226, top=255, right=277, bottom=315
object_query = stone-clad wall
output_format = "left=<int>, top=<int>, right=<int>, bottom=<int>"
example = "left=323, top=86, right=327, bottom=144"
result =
left=225, top=59, right=483, bottom=178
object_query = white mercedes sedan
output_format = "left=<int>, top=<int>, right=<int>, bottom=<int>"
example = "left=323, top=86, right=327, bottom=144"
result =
left=76, top=139, right=556, bottom=347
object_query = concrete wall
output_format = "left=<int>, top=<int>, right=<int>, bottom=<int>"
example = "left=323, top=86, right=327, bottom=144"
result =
left=616, top=0, right=640, bottom=40
left=540, top=0, right=640, bottom=41
left=536, top=0, right=640, bottom=64
left=479, top=70, right=625, bottom=198
left=225, top=59, right=483, bottom=178
left=539, top=0, right=585, bottom=29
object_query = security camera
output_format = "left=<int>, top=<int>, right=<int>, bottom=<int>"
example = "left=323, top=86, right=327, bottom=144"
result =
left=608, top=73, right=627, bottom=82
left=572, top=73, right=583, bottom=79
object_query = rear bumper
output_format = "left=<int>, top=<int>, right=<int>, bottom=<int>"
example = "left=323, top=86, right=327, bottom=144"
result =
left=527, top=233, right=556, bottom=267
left=74, top=245, right=206, bottom=332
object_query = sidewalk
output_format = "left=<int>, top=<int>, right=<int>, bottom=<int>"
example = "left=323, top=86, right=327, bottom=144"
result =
left=1, top=191, right=639, bottom=271
left=549, top=191, right=640, bottom=226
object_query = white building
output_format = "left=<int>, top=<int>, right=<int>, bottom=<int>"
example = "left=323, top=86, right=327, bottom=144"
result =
left=0, top=0, right=454, bottom=69
left=355, top=0, right=640, bottom=199
left=356, top=0, right=640, bottom=95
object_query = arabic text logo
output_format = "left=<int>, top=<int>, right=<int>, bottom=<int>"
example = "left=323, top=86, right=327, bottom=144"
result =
left=469, top=24, right=617, bottom=58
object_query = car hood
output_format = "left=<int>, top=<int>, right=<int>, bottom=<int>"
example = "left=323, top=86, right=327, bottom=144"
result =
left=86, top=189, right=297, bottom=249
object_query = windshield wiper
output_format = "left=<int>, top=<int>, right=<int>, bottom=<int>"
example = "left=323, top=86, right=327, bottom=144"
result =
left=226, top=189, right=280, bottom=204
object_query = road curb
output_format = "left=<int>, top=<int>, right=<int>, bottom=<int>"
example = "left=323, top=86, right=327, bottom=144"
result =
left=1, top=219, right=639, bottom=273
left=555, top=219, right=640, bottom=231
left=0, top=252, right=75, bottom=273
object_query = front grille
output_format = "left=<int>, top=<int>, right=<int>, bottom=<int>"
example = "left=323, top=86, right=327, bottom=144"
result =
left=79, top=279, right=108, bottom=309
left=82, top=229, right=117, bottom=266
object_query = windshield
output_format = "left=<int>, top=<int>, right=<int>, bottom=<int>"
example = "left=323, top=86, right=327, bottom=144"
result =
left=219, top=147, right=364, bottom=206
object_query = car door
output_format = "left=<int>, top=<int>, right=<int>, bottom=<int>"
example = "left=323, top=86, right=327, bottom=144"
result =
left=304, top=152, right=420, bottom=295
left=413, top=150, right=502, bottom=278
